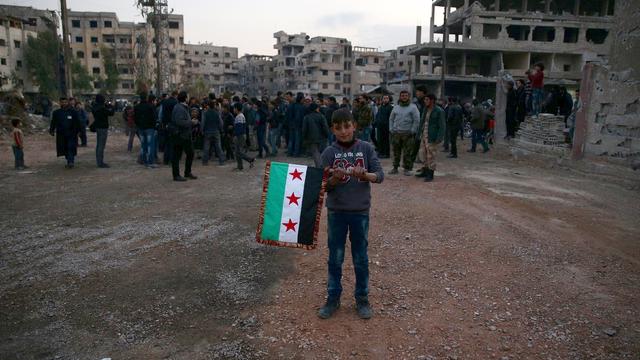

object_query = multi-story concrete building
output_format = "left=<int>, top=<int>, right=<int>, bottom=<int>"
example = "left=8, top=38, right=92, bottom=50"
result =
left=270, top=30, right=384, bottom=97
left=67, top=11, right=185, bottom=96
left=0, top=5, right=58, bottom=94
left=182, top=43, right=239, bottom=95
left=382, top=43, right=431, bottom=86
left=409, top=0, right=615, bottom=101
left=238, top=54, right=275, bottom=96
left=351, top=46, right=385, bottom=93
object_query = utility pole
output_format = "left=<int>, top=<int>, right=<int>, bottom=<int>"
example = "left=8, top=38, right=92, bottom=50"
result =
left=153, top=10, right=162, bottom=96
left=60, top=0, right=73, bottom=97
left=440, top=0, right=449, bottom=99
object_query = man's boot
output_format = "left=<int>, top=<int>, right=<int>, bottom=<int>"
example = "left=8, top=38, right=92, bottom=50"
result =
left=318, top=297, right=340, bottom=319
left=415, top=167, right=427, bottom=178
left=356, top=297, right=372, bottom=319
left=423, top=168, right=434, bottom=182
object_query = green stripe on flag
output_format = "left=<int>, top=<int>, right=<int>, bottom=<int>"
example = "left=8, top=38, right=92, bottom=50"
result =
left=261, top=162, right=289, bottom=240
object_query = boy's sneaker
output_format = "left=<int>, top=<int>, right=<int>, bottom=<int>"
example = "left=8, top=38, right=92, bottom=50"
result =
left=318, top=297, right=340, bottom=319
left=403, top=169, right=412, bottom=176
left=356, top=298, right=372, bottom=319
left=389, top=167, right=399, bottom=175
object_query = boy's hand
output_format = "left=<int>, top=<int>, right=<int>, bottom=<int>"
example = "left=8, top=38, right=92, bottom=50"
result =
left=330, top=167, right=346, bottom=182
left=351, top=165, right=367, bottom=180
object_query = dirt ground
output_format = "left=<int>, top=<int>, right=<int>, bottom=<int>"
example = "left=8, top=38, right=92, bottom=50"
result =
left=1, top=131, right=639, bottom=360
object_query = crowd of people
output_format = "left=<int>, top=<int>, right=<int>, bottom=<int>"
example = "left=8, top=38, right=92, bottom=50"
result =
left=10, top=65, right=581, bottom=180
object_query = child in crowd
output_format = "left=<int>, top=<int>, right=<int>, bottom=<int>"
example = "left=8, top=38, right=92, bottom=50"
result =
left=318, top=109, right=384, bottom=320
left=11, top=118, right=26, bottom=170
left=232, top=103, right=255, bottom=170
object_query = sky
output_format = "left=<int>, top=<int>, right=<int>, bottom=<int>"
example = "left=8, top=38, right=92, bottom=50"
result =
left=11, top=0, right=441, bottom=55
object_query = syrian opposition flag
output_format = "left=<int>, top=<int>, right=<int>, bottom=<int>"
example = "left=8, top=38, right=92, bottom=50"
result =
left=257, top=161, right=327, bottom=249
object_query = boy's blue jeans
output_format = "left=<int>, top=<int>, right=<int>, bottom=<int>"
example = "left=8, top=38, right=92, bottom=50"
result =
left=327, top=212, right=370, bottom=300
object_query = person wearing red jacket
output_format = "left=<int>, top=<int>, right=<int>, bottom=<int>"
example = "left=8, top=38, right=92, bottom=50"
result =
left=526, top=62, right=545, bottom=116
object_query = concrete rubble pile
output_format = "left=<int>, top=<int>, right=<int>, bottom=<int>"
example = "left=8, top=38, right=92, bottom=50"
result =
left=516, top=113, right=568, bottom=147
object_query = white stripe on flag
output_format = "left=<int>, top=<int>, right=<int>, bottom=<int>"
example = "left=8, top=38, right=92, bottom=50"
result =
left=278, top=164, right=307, bottom=243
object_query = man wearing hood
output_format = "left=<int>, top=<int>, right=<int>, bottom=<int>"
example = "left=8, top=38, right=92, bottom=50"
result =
left=388, top=90, right=420, bottom=175
left=374, top=95, right=393, bottom=158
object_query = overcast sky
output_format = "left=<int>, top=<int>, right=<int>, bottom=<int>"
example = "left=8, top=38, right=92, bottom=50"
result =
left=10, top=0, right=441, bottom=55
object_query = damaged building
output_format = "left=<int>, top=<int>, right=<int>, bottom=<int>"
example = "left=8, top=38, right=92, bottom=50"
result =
left=410, top=0, right=615, bottom=102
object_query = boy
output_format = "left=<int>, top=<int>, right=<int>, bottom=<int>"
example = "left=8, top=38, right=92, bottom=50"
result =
left=11, top=118, right=26, bottom=170
left=319, top=108, right=384, bottom=320
left=232, top=103, right=255, bottom=170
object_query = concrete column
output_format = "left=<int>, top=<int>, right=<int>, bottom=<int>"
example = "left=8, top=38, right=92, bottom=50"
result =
left=495, top=71, right=507, bottom=141
left=550, top=53, right=556, bottom=73
left=430, top=4, right=436, bottom=42
left=428, top=50, right=434, bottom=74
left=601, top=0, right=609, bottom=15
left=545, top=0, right=551, bottom=13
left=464, top=0, right=469, bottom=9
left=472, top=82, right=477, bottom=99
left=522, top=0, right=528, bottom=12
left=495, top=0, right=501, bottom=11
left=461, top=51, right=467, bottom=75
left=574, top=0, right=580, bottom=15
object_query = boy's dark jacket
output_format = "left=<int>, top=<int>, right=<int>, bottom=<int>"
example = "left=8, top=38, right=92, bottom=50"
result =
left=321, top=140, right=384, bottom=214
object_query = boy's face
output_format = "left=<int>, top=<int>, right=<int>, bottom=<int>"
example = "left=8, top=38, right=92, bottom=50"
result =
left=331, top=121, right=355, bottom=143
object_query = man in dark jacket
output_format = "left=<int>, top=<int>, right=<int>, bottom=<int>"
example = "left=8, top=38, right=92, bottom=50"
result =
left=446, top=97, right=464, bottom=158
left=505, top=82, right=518, bottom=139
left=410, top=85, right=427, bottom=165
left=323, top=96, right=339, bottom=145
left=287, top=92, right=305, bottom=157
left=302, top=102, right=330, bottom=167
left=161, top=91, right=178, bottom=165
left=91, top=94, right=115, bottom=168
left=374, top=95, right=392, bottom=158
left=134, top=92, right=158, bottom=167
left=50, top=97, right=81, bottom=168
left=170, top=91, right=197, bottom=181
left=201, top=101, right=225, bottom=165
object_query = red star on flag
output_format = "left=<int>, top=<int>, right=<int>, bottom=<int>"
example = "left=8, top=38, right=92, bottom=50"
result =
left=283, top=219, right=298, bottom=232
left=286, top=192, right=301, bottom=206
left=290, top=168, right=303, bottom=181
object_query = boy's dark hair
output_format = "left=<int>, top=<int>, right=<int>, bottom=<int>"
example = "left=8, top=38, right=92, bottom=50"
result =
left=285, top=91, right=293, bottom=97
left=139, top=92, right=148, bottom=102
left=11, top=118, right=21, bottom=127
left=331, top=108, right=354, bottom=126
left=171, top=90, right=178, bottom=97
left=177, top=91, right=188, bottom=103
left=400, top=90, right=409, bottom=95
left=415, top=85, right=428, bottom=94
left=534, top=62, right=545, bottom=71
left=233, top=102, right=243, bottom=112
left=328, top=96, right=336, bottom=103
left=149, top=94, right=156, bottom=102
left=426, top=93, right=437, bottom=102
left=232, top=96, right=240, bottom=103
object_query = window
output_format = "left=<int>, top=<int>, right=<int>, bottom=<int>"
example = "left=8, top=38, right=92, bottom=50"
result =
left=169, top=53, right=176, bottom=59
left=532, top=26, right=555, bottom=42
left=400, top=49, right=404, bottom=54
left=168, top=21, right=179, bottom=29
left=13, top=40, right=20, bottom=48
left=72, top=20, right=81, bottom=28
left=91, top=37, right=98, bottom=43
left=170, top=37, right=175, bottom=45
left=213, top=53, right=219, bottom=58
left=322, top=83, right=329, bottom=89
left=89, top=20, right=98, bottom=28
left=224, top=52, right=230, bottom=58
left=122, top=82, right=130, bottom=89
left=563, top=64, right=571, bottom=72
left=92, top=51, right=100, bottom=59
left=94, top=81, right=101, bottom=89
left=334, top=84, right=341, bottom=90
left=17, top=60, right=22, bottom=69
left=586, top=29, right=608, bottom=44
left=225, top=64, right=230, bottom=69
left=0, top=58, right=5, bottom=65
left=75, top=36, right=83, bottom=43
left=322, top=70, right=329, bottom=76
left=76, top=51, right=84, bottom=58
left=214, top=75, right=220, bottom=81
left=92, top=67, right=100, bottom=74
left=0, top=39, right=5, bottom=46
left=399, top=61, right=404, bottom=67
left=195, top=51, right=199, bottom=55
left=564, top=28, right=579, bottom=43
left=103, top=35, right=115, bottom=43
left=104, top=20, right=112, bottom=28
left=204, top=51, right=209, bottom=55
left=374, top=57, right=379, bottom=64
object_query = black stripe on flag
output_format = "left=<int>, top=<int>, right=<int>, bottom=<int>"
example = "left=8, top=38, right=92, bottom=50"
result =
left=297, top=167, right=324, bottom=245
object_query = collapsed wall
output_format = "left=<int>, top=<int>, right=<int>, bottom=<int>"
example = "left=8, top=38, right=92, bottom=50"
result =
left=512, top=114, right=570, bottom=157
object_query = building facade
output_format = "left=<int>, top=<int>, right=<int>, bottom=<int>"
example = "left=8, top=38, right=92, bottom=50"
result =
left=0, top=5, right=58, bottom=94
left=238, top=54, right=275, bottom=97
left=182, top=43, right=239, bottom=95
left=410, top=0, right=615, bottom=101
left=67, top=11, right=185, bottom=97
